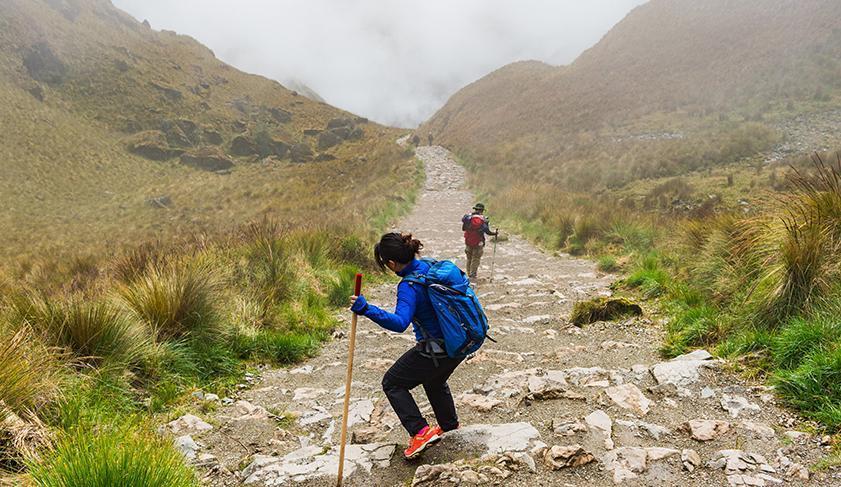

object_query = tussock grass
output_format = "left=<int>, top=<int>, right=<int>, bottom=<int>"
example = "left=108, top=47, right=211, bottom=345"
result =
left=0, top=327, right=59, bottom=422
left=13, top=294, right=147, bottom=367
left=118, top=259, right=224, bottom=342
left=28, top=425, right=197, bottom=487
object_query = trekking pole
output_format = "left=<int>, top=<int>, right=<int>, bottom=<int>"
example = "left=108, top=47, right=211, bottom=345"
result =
left=337, top=273, right=363, bottom=487
left=489, top=228, right=498, bottom=283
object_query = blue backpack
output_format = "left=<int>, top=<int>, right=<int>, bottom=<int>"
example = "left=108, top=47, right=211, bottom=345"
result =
left=402, top=259, right=490, bottom=360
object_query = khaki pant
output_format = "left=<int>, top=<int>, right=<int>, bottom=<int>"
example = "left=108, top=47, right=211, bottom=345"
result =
left=465, top=244, right=484, bottom=278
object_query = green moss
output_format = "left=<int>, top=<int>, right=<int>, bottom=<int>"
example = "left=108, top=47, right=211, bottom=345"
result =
left=570, top=297, right=643, bottom=326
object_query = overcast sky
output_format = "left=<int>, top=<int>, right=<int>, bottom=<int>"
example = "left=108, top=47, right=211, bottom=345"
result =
left=113, top=0, right=646, bottom=127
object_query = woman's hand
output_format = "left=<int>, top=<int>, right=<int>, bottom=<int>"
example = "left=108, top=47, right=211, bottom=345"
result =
left=350, top=294, right=369, bottom=315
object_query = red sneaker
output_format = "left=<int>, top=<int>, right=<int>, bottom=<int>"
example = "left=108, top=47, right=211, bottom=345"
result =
left=403, top=426, right=441, bottom=459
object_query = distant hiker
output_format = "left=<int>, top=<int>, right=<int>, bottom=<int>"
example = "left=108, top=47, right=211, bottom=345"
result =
left=427, top=133, right=434, bottom=146
left=411, top=134, right=421, bottom=147
left=462, top=203, right=498, bottom=279
left=350, top=233, right=488, bottom=459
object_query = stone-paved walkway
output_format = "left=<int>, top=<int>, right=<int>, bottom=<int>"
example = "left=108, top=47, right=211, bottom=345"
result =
left=180, top=145, right=837, bottom=486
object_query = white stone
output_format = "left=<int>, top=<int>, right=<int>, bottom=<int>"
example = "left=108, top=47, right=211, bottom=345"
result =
left=347, top=399, right=374, bottom=427
left=585, top=410, right=613, bottom=450
left=701, top=386, right=716, bottom=399
left=682, top=449, right=701, bottom=472
left=293, top=388, right=328, bottom=402
left=602, top=447, right=647, bottom=484
left=552, top=419, right=587, bottom=437
left=174, top=435, right=200, bottom=460
left=650, top=350, right=718, bottom=387
left=721, top=395, right=761, bottom=418
left=205, top=393, right=220, bottom=402
left=683, top=419, right=730, bottom=441
left=739, top=421, right=775, bottom=439
left=448, top=423, right=542, bottom=454
left=543, top=445, right=595, bottom=470
left=522, top=315, right=553, bottom=324
left=298, top=406, right=332, bottom=427
left=600, top=340, right=640, bottom=350
left=233, top=400, right=269, bottom=421
left=290, top=365, right=314, bottom=375
left=458, top=393, right=503, bottom=412
left=165, top=414, right=213, bottom=435
left=243, top=443, right=395, bottom=485
left=604, top=384, right=652, bottom=416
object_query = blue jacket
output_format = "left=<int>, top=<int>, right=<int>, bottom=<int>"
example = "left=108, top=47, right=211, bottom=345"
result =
left=361, top=259, right=443, bottom=342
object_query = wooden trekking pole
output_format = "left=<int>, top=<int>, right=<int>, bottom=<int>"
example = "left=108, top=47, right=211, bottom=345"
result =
left=490, top=228, right=498, bottom=283
left=337, top=273, right=363, bottom=487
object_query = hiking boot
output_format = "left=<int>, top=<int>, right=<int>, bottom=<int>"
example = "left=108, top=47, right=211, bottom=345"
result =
left=403, top=426, right=441, bottom=459
left=430, top=424, right=459, bottom=437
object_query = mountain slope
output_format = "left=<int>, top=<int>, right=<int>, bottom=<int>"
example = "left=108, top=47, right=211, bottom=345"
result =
left=424, top=0, right=841, bottom=196
left=0, top=0, right=413, bottom=262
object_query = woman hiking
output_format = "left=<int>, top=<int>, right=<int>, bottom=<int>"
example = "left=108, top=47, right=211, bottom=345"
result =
left=349, top=233, right=466, bottom=459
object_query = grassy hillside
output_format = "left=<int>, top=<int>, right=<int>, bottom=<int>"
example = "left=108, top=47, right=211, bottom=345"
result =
left=0, top=1, right=421, bottom=482
left=423, top=0, right=841, bottom=437
left=0, top=0, right=415, bottom=265
left=424, top=0, right=841, bottom=201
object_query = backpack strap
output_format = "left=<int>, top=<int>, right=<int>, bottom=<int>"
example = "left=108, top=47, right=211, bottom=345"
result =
left=402, top=273, right=447, bottom=366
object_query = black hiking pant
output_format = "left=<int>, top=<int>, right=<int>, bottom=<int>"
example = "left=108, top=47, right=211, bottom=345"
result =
left=382, top=344, right=464, bottom=436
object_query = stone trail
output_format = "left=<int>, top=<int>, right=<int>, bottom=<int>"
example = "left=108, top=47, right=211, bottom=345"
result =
left=168, top=145, right=837, bottom=486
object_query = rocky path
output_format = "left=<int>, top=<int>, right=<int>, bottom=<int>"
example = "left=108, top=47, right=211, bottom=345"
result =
left=174, top=146, right=838, bottom=486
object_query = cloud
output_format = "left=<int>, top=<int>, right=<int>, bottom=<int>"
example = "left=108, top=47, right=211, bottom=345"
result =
left=112, top=0, right=646, bottom=127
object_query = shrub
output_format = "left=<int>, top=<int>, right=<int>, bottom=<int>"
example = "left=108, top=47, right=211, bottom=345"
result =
left=119, top=260, right=223, bottom=341
left=28, top=424, right=197, bottom=487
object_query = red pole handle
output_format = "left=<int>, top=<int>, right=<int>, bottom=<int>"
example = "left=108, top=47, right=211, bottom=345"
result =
left=353, top=273, right=363, bottom=296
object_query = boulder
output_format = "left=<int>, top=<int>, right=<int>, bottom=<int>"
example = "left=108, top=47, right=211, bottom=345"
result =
left=149, top=81, right=183, bottom=101
left=268, top=107, right=292, bottom=124
left=202, top=128, right=224, bottom=145
left=180, top=148, right=235, bottom=171
left=269, top=139, right=289, bottom=158
left=349, top=126, right=365, bottom=140
left=291, top=143, right=313, bottom=162
left=327, top=117, right=354, bottom=129
left=125, top=130, right=182, bottom=160
left=318, top=131, right=342, bottom=150
left=230, top=135, right=259, bottom=156
left=23, top=43, right=66, bottom=84
left=315, top=153, right=337, bottom=162
left=27, top=84, right=45, bottom=102
left=543, top=445, right=594, bottom=470
left=330, top=127, right=351, bottom=139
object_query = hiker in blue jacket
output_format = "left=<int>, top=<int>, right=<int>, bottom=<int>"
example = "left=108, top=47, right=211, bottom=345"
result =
left=350, top=232, right=464, bottom=459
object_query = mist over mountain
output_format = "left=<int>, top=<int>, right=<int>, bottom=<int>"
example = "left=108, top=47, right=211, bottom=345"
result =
left=112, top=0, right=645, bottom=127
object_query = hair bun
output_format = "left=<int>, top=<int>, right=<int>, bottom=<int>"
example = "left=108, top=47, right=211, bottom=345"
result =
left=401, top=233, right=423, bottom=254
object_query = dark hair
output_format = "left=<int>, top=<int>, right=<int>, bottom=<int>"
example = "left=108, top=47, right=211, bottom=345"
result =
left=374, top=232, right=422, bottom=270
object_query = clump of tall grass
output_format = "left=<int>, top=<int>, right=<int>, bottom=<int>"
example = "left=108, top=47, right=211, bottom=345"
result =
left=0, top=327, right=59, bottom=422
left=118, top=258, right=223, bottom=342
left=27, top=424, right=198, bottom=487
left=237, top=219, right=293, bottom=323
left=12, top=293, right=147, bottom=367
